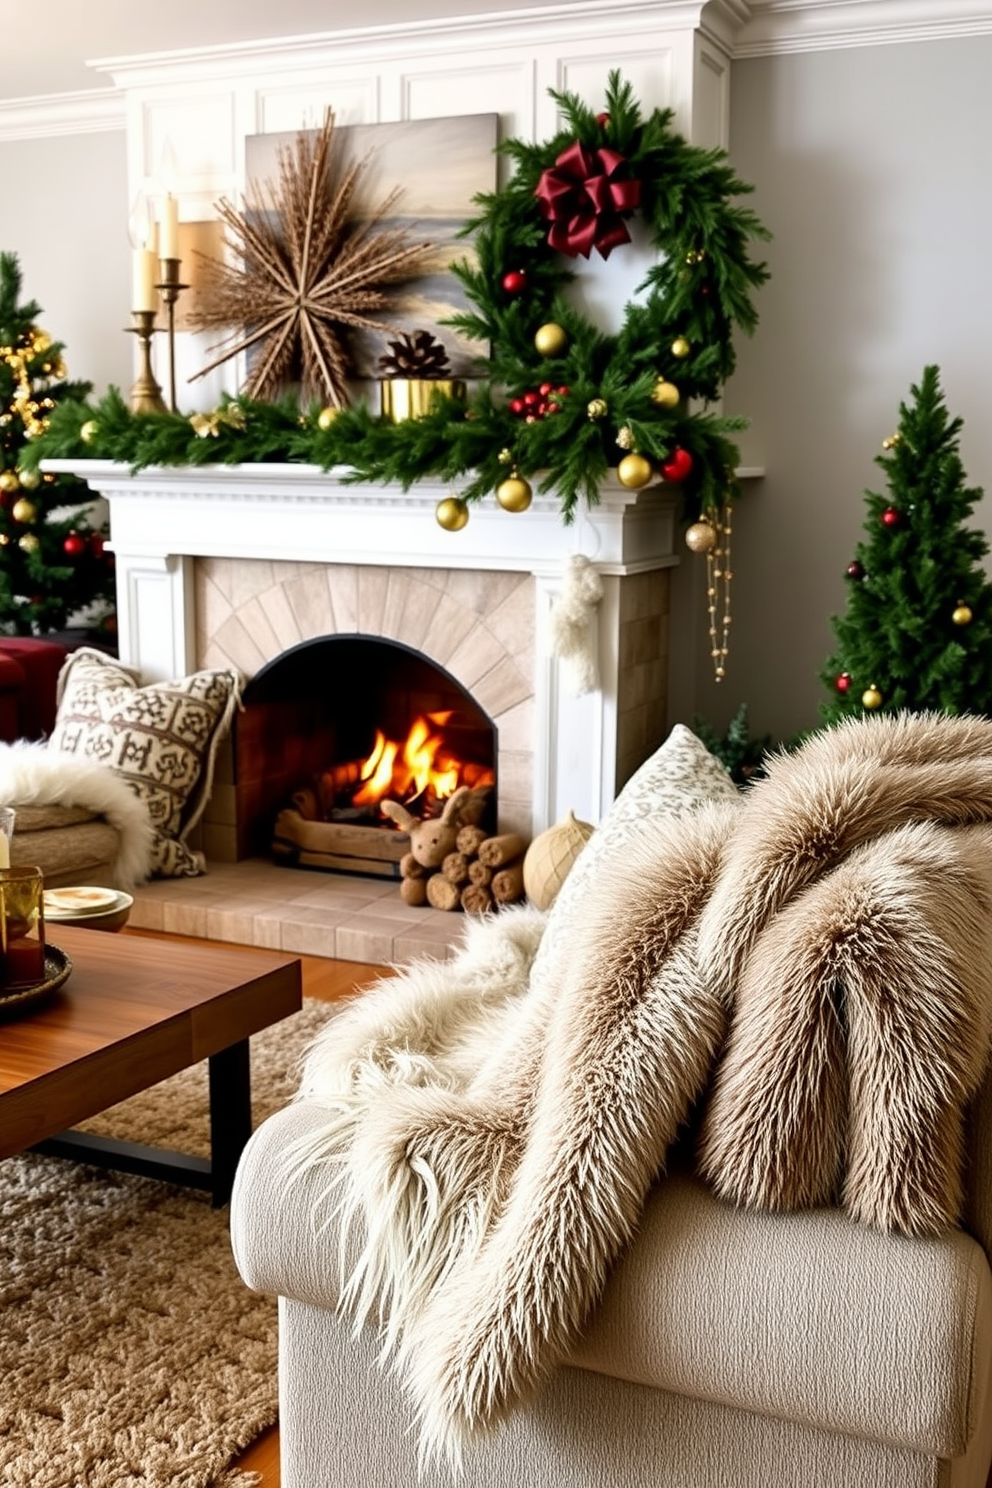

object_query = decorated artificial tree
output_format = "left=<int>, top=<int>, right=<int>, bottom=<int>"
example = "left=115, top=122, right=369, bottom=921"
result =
left=0, top=252, right=114, bottom=636
left=821, top=365, right=992, bottom=722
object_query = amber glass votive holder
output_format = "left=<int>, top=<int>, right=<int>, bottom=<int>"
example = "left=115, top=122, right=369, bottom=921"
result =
left=0, top=866, right=45, bottom=990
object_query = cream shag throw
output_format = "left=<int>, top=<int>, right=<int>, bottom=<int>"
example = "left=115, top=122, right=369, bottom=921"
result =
left=0, top=739, right=154, bottom=886
left=294, top=712, right=992, bottom=1465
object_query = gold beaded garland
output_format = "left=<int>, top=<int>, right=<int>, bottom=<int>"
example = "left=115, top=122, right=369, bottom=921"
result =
left=703, top=501, right=734, bottom=682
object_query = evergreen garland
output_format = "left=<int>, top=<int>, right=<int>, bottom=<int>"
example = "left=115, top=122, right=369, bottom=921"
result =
left=27, top=74, right=769, bottom=527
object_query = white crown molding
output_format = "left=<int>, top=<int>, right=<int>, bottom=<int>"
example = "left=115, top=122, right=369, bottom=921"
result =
left=0, top=87, right=124, bottom=143
left=736, top=0, right=992, bottom=56
left=88, top=1, right=731, bottom=90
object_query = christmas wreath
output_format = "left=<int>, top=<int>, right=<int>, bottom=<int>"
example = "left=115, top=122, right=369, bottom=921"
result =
left=28, top=72, right=769, bottom=529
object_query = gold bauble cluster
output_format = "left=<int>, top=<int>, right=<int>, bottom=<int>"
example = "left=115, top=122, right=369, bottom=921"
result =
left=0, top=328, right=60, bottom=440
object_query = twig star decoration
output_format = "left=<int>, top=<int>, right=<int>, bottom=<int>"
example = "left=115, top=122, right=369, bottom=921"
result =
left=189, top=112, right=432, bottom=407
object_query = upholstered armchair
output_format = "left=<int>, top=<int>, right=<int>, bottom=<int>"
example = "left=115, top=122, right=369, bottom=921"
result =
left=231, top=717, right=992, bottom=1488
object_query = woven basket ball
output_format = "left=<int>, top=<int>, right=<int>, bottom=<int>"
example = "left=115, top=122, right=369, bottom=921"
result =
left=523, top=809, right=595, bottom=911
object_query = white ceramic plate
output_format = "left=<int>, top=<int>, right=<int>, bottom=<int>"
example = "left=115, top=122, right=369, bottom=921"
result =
left=44, top=886, right=124, bottom=917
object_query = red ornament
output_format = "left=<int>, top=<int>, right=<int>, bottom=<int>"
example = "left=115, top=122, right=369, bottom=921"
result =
left=508, top=397, right=525, bottom=416
left=501, top=269, right=527, bottom=295
left=534, top=140, right=642, bottom=260
left=846, top=560, right=865, bottom=580
left=596, top=112, right=610, bottom=127
left=63, top=532, right=86, bottom=556
left=660, top=447, right=694, bottom=482
left=881, top=506, right=901, bottom=527
left=835, top=672, right=851, bottom=694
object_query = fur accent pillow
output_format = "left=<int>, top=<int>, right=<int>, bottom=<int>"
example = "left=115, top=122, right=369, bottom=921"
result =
left=47, top=648, right=241, bottom=878
left=534, top=723, right=741, bottom=971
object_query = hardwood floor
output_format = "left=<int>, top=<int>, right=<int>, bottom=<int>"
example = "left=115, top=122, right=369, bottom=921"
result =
left=126, top=930, right=385, bottom=1488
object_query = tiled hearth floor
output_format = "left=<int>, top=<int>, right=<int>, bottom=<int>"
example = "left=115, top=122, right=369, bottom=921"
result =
left=128, top=858, right=466, bottom=966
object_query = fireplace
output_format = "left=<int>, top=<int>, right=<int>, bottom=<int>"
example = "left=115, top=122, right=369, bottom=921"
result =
left=45, top=461, right=679, bottom=960
left=235, top=633, right=498, bottom=870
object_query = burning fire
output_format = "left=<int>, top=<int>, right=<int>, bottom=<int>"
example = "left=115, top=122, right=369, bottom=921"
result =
left=347, top=711, right=493, bottom=815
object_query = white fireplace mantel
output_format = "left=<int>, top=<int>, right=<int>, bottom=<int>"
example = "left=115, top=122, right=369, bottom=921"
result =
left=46, top=460, right=680, bottom=673
left=45, top=460, right=683, bottom=832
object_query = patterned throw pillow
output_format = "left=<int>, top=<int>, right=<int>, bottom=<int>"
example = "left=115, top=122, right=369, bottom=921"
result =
left=47, top=648, right=242, bottom=878
left=533, top=723, right=741, bottom=971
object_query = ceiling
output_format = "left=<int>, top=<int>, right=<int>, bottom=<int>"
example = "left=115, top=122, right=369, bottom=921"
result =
left=0, top=0, right=682, bottom=101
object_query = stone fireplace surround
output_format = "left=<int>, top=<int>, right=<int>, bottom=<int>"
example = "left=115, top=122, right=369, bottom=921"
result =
left=48, top=460, right=678, bottom=961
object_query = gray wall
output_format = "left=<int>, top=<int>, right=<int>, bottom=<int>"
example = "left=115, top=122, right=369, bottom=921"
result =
left=0, top=130, right=132, bottom=397
left=6, top=31, right=992, bottom=746
left=715, top=34, right=992, bottom=744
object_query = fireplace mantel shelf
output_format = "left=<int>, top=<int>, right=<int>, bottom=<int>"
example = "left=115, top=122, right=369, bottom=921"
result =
left=43, top=458, right=761, bottom=578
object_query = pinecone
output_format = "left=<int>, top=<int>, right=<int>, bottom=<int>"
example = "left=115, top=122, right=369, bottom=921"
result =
left=378, top=329, right=452, bottom=379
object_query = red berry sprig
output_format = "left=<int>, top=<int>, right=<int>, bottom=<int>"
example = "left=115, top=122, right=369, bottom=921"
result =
left=508, top=383, right=569, bottom=421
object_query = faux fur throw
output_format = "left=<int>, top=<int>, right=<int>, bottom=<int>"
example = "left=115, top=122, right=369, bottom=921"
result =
left=0, top=740, right=155, bottom=887
left=292, top=712, right=992, bottom=1465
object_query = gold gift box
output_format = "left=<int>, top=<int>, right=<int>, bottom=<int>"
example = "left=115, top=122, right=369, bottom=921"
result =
left=379, top=378, right=466, bottom=422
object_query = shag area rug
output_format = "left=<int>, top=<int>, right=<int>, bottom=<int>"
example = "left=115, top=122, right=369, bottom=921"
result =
left=0, top=997, right=338, bottom=1488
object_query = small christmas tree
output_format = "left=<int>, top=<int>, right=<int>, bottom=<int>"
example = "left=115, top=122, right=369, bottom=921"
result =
left=0, top=252, right=114, bottom=635
left=821, top=365, right=992, bottom=722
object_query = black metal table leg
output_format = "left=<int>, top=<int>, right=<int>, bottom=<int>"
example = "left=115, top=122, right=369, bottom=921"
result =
left=208, top=1037, right=252, bottom=1206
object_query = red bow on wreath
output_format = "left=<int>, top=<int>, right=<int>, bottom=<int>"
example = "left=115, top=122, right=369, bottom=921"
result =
left=535, top=140, right=642, bottom=260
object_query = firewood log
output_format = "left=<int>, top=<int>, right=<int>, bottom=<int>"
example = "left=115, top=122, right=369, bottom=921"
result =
left=456, top=824, right=487, bottom=857
left=426, top=873, right=462, bottom=912
left=456, top=785, right=493, bottom=827
left=478, top=832, right=528, bottom=868
left=467, top=858, right=493, bottom=887
left=491, top=858, right=526, bottom=905
left=461, top=882, right=493, bottom=914
left=442, top=850, right=470, bottom=885
left=400, top=876, right=428, bottom=907
left=399, top=851, right=427, bottom=880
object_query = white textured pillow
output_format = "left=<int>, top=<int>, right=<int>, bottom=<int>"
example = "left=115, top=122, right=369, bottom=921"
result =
left=48, top=648, right=242, bottom=878
left=534, top=724, right=741, bottom=969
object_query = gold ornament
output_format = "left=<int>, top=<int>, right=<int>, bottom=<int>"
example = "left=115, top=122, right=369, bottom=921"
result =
left=882, top=432, right=902, bottom=450
left=615, top=424, right=634, bottom=451
left=617, top=453, right=654, bottom=489
left=11, top=497, right=36, bottom=524
left=534, top=322, right=568, bottom=357
left=952, top=603, right=973, bottom=626
left=0, top=534, right=8, bottom=546
left=496, top=474, right=533, bottom=513
left=685, top=519, right=717, bottom=554
left=862, top=685, right=883, bottom=710
left=17, top=466, right=40, bottom=490
left=80, top=419, right=99, bottom=443
left=0, top=470, right=19, bottom=493
left=671, top=335, right=691, bottom=359
left=317, top=406, right=341, bottom=431
left=651, top=378, right=680, bottom=409
left=497, top=446, right=514, bottom=465
left=18, top=532, right=39, bottom=552
left=436, top=496, right=469, bottom=531
left=587, top=397, right=608, bottom=420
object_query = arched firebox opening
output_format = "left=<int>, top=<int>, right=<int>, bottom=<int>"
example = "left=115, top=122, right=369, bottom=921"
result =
left=234, top=634, right=498, bottom=872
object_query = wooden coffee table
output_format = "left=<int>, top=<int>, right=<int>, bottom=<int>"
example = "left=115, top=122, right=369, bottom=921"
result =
left=0, top=925, right=303, bottom=1205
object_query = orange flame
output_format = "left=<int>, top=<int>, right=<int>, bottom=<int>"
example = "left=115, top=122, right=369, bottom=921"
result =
left=351, top=711, right=491, bottom=812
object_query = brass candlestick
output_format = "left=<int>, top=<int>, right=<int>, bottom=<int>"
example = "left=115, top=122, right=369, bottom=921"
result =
left=156, top=257, right=189, bottom=413
left=126, top=310, right=167, bottom=414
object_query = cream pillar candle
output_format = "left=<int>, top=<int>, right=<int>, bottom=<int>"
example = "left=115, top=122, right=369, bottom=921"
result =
left=160, top=193, right=179, bottom=261
left=132, top=247, right=157, bottom=313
